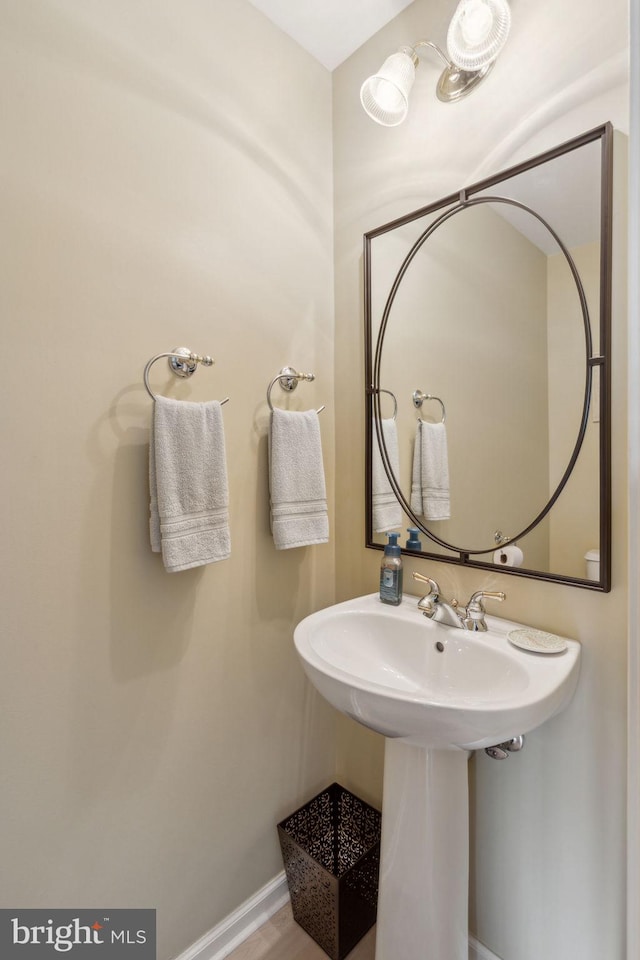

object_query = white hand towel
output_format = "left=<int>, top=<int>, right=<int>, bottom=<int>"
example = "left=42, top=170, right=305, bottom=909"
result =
left=372, top=418, right=402, bottom=533
left=410, top=419, right=450, bottom=521
left=149, top=396, right=230, bottom=572
left=269, top=408, right=329, bottom=549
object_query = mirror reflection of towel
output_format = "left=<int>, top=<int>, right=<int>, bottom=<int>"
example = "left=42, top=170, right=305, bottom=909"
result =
left=411, top=420, right=450, bottom=521
left=372, top=419, right=402, bottom=533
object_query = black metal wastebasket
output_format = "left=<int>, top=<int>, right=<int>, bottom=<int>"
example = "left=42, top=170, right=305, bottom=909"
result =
left=277, top=783, right=381, bottom=960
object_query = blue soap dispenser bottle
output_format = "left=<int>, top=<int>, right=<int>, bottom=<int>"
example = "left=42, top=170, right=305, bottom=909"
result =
left=379, top=532, right=403, bottom=605
left=405, top=527, right=422, bottom=552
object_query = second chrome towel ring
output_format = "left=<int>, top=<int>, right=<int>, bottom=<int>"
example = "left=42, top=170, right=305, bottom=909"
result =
left=267, top=367, right=325, bottom=414
left=412, top=389, right=446, bottom=423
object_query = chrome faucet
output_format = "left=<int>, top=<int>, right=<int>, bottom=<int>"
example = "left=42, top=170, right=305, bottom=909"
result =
left=412, top=572, right=505, bottom=631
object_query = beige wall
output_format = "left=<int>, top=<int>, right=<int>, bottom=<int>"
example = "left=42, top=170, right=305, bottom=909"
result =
left=333, top=0, right=629, bottom=957
left=0, top=2, right=336, bottom=959
left=0, top=1, right=633, bottom=959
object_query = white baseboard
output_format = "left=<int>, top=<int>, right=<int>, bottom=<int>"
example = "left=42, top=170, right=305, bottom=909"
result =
left=173, top=871, right=290, bottom=960
left=469, top=934, right=503, bottom=960
left=173, top=874, right=503, bottom=960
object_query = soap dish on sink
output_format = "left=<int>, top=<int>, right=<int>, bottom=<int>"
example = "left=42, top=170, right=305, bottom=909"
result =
left=508, top=628, right=568, bottom=654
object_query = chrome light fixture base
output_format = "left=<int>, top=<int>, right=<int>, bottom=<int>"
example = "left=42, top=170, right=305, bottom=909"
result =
left=436, top=59, right=493, bottom=102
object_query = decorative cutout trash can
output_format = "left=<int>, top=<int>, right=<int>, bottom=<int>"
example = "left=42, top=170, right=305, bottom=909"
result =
left=277, top=783, right=381, bottom=960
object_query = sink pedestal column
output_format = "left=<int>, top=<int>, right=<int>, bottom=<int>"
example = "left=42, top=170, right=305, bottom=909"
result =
left=375, top=740, right=469, bottom=960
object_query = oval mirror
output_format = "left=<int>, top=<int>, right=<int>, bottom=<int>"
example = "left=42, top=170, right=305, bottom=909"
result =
left=365, top=124, right=612, bottom=589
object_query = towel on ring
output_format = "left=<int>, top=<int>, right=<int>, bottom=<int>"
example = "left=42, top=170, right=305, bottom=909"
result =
left=269, top=407, right=329, bottom=549
left=372, top=418, right=402, bottom=533
left=410, top=419, right=450, bottom=521
left=149, top=396, right=230, bottom=572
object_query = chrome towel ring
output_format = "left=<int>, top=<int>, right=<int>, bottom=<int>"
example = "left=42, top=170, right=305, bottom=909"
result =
left=376, top=388, right=398, bottom=420
left=143, top=346, right=230, bottom=404
left=267, top=367, right=325, bottom=414
left=412, top=389, right=446, bottom=423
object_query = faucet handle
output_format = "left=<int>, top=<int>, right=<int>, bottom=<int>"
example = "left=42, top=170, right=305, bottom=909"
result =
left=412, top=572, right=441, bottom=616
left=464, top=590, right=506, bottom=631
left=412, top=572, right=440, bottom=597
left=468, top=590, right=506, bottom=606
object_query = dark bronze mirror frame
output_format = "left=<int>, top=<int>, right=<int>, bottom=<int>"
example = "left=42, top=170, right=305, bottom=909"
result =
left=364, top=123, right=613, bottom=591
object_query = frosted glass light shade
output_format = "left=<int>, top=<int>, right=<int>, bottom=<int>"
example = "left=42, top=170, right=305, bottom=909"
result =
left=360, top=49, right=417, bottom=126
left=447, top=0, right=511, bottom=71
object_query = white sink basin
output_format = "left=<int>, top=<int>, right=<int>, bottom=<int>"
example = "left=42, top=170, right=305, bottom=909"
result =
left=294, top=593, right=581, bottom=750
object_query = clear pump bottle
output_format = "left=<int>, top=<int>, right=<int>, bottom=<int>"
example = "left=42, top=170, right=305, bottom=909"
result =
left=379, top=532, right=403, bottom=605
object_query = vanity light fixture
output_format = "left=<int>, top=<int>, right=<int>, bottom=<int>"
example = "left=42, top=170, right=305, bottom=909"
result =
left=360, top=0, right=511, bottom=126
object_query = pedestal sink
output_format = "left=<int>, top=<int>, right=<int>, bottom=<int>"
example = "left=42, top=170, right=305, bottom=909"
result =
left=294, top=593, right=581, bottom=960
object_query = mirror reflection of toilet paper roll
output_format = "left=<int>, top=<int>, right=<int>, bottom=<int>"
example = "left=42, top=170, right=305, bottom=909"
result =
left=493, top=545, right=524, bottom=567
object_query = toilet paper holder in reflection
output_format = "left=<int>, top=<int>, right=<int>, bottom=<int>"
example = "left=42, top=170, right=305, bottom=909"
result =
left=493, top=531, right=524, bottom=568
